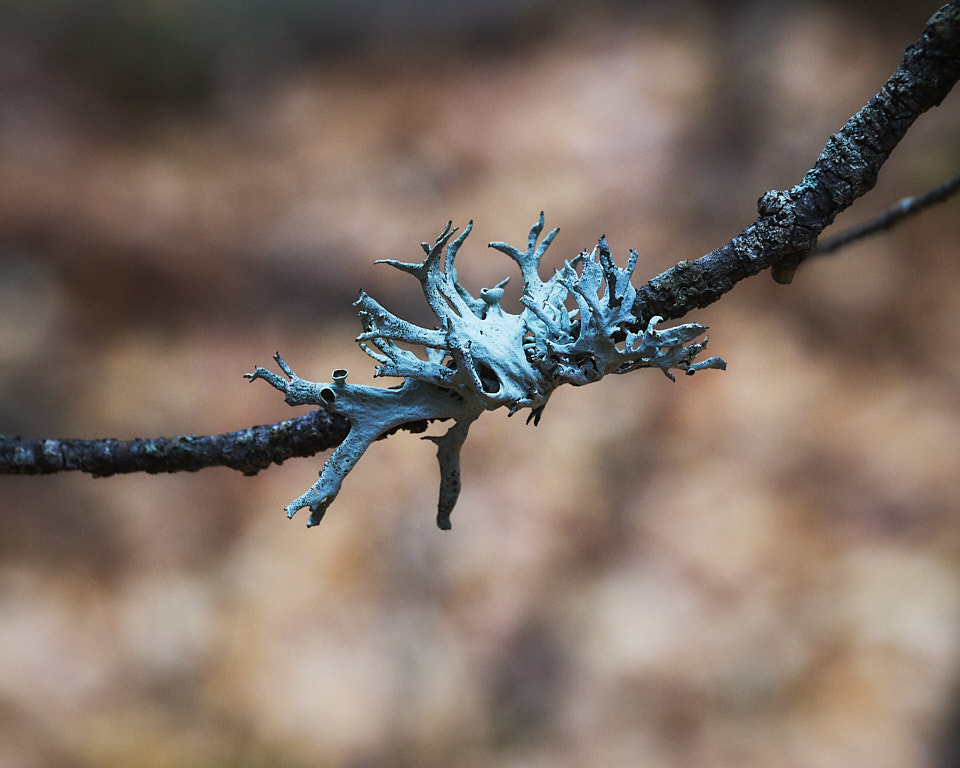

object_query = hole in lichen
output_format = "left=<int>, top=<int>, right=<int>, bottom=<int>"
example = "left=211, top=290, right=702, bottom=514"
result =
left=475, top=361, right=501, bottom=394
left=320, top=387, right=336, bottom=404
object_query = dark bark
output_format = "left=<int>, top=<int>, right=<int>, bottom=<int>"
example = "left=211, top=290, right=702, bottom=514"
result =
left=0, top=410, right=349, bottom=477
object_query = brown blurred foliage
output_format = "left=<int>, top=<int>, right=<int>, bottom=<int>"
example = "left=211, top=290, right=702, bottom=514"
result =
left=1, top=2, right=960, bottom=767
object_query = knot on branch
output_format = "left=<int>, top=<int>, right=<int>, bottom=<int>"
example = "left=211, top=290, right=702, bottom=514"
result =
left=757, top=189, right=795, bottom=222
left=757, top=188, right=816, bottom=285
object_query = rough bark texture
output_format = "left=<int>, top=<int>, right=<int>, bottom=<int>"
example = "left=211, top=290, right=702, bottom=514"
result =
left=0, top=410, right=349, bottom=476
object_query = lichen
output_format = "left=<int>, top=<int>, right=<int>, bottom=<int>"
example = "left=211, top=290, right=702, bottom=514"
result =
left=247, top=214, right=725, bottom=529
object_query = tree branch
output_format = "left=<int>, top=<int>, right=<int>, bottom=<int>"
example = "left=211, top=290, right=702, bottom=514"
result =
left=1, top=2, right=958, bottom=483
left=0, top=410, right=349, bottom=477
left=632, top=0, right=960, bottom=315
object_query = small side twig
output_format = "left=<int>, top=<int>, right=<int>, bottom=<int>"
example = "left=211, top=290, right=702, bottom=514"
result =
left=814, top=171, right=960, bottom=255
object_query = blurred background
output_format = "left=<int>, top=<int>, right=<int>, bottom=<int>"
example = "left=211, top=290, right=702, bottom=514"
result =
left=1, top=1, right=960, bottom=766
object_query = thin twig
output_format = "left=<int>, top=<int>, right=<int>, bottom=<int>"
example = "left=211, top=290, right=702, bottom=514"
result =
left=814, top=171, right=960, bottom=255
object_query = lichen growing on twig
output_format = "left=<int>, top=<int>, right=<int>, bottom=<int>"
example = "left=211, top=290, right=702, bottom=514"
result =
left=247, top=214, right=725, bottom=529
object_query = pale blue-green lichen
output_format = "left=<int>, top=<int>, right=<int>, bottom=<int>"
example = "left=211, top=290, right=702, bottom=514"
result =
left=247, top=215, right=725, bottom=529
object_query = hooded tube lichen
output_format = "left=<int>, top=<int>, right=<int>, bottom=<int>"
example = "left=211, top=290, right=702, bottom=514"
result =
left=246, top=214, right=725, bottom=529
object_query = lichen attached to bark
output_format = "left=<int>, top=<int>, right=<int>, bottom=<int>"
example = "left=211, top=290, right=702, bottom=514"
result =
left=247, top=214, right=725, bottom=528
